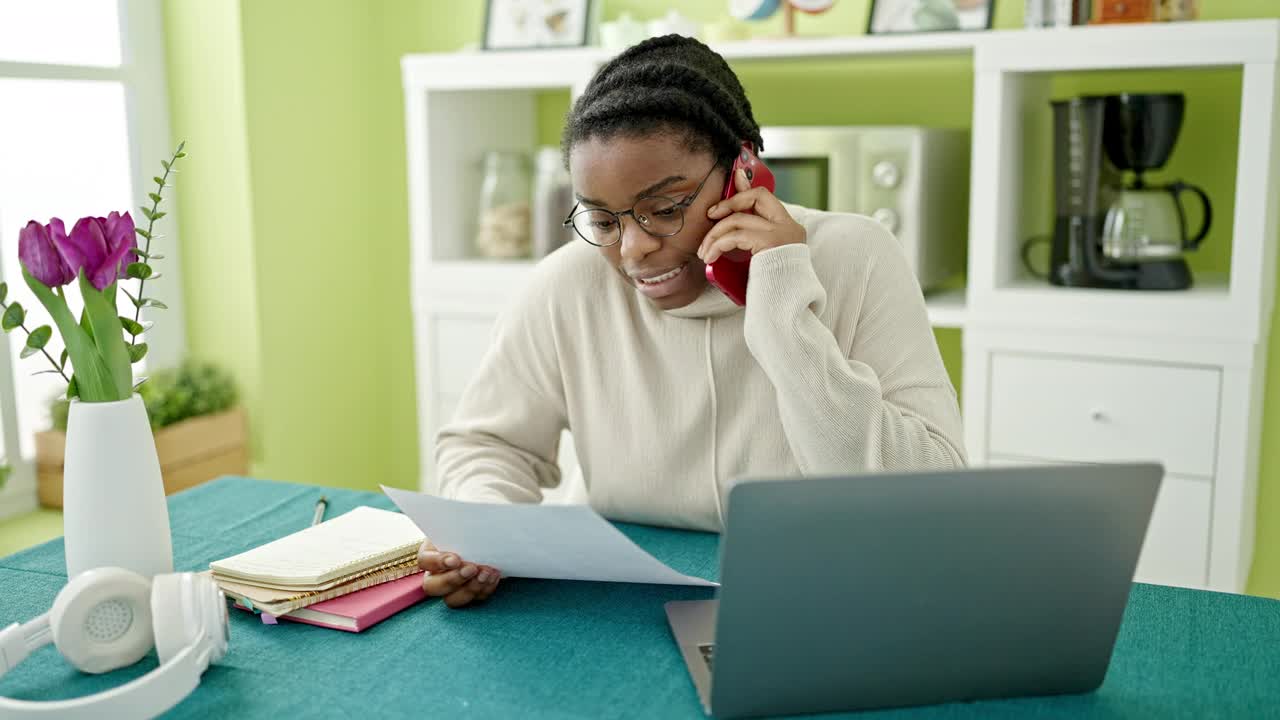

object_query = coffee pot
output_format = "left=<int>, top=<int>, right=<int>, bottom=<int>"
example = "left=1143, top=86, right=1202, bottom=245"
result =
left=1101, top=180, right=1212, bottom=263
left=1048, top=92, right=1213, bottom=290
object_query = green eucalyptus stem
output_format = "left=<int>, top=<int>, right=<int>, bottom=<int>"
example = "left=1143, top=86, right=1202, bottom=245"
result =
left=0, top=296, right=68, bottom=382
left=130, top=140, right=184, bottom=346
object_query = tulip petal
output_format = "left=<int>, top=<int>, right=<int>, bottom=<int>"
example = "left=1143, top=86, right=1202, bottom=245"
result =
left=47, top=217, right=80, bottom=286
left=48, top=218, right=67, bottom=245
left=18, top=220, right=74, bottom=287
left=91, top=233, right=137, bottom=290
left=102, top=211, right=138, bottom=278
left=60, top=217, right=109, bottom=279
left=18, top=221, right=49, bottom=282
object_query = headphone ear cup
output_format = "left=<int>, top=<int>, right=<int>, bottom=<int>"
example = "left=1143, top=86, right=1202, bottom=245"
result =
left=151, top=572, right=228, bottom=667
left=150, top=574, right=196, bottom=665
left=49, top=567, right=154, bottom=674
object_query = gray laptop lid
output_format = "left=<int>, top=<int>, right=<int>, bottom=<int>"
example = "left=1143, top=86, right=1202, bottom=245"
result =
left=708, top=463, right=1162, bottom=719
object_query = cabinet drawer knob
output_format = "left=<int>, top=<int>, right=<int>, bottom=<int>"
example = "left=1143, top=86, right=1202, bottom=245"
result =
left=1090, top=409, right=1108, bottom=422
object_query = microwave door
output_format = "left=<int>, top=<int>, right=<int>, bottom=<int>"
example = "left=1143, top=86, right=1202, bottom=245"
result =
left=759, top=126, right=863, bottom=215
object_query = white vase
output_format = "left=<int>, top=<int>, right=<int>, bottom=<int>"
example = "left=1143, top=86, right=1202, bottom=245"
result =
left=62, top=394, right=174, bottom=579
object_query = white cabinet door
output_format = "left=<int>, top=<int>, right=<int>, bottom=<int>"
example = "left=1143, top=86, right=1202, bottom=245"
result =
left=1133, top=473, right=1211, bottom=589
left=420, top=312, right=497, bottom=493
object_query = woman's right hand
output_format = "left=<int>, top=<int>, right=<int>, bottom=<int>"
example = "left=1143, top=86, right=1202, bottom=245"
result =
left=417, top=540, right=502, bottom=608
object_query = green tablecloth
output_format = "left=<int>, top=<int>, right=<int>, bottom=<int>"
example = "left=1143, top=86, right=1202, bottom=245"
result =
left=1, top=477, right=1277, bottom=718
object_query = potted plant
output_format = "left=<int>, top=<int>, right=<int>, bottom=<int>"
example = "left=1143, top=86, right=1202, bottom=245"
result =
left=37, top=361, right=247, bottom=509
left=1, top=143, right=185, bottom=579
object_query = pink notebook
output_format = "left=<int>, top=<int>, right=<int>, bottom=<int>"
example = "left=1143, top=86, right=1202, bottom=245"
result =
left=236, top=572, right=427, bottom=632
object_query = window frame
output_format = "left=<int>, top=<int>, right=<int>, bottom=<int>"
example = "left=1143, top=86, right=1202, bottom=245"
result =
left=0, top=0, right=186, bottom=519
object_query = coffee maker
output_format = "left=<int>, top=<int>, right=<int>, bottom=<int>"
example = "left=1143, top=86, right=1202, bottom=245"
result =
left=1049, top=93, right=1212, bottom=290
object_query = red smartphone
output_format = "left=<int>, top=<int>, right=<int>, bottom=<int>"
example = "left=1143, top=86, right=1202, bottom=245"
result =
left=704, top=141, right=775, bottom=306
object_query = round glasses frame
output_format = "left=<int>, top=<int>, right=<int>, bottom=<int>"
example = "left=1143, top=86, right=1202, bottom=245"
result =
left=562, top=163, right=720, bottom=247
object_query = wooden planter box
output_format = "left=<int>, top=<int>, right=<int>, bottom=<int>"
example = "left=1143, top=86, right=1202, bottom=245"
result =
left=35, top=407, right=249, bottom=509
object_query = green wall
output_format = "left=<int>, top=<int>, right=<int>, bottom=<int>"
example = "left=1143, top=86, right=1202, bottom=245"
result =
left=162, top=0, right=451, bottom=491
left=237, top=3, right=390, bottom=491
left=163, top=0, right=263, bottom=461
left=163, top=0, right=1279, bottom=596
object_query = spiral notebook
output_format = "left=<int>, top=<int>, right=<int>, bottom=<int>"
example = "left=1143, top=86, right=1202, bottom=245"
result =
left=233, top=572, right=429, bottom=632
left=210, top=505, right=425, bottom=615
left=216, top=558, right=422, bottom=616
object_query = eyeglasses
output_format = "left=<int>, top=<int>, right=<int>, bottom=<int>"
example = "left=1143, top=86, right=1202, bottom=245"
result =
left=562, top=163, right=720, bottom=247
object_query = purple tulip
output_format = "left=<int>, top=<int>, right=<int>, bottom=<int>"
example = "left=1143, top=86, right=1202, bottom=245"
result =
left=18, top=219, right=77, bottom=287
left=56, top=212, right=138, bottom=291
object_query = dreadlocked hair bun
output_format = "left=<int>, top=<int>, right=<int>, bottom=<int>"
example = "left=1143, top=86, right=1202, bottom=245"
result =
left=562, top=34, right=763, bottom=166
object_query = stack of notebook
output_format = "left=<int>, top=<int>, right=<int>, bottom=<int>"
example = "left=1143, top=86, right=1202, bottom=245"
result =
left=210, top=506, right=427, bottom=629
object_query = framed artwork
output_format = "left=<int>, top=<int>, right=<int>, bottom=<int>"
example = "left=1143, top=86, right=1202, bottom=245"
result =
left=483, top=0, right=593, bottom=50
left=867, top=0, right=996, bottom=34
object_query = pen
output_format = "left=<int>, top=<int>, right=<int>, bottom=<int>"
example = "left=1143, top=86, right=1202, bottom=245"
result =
left=312, top=496, right=327, bottom=526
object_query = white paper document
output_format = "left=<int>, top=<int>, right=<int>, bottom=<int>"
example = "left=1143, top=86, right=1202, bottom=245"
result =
left=382, top=486, right=717, bottom=587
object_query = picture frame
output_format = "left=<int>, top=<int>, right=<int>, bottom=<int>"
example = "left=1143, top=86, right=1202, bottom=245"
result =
left=482, top=0, right=593, bottom=51
left=867, top=0, right=996, bottom=35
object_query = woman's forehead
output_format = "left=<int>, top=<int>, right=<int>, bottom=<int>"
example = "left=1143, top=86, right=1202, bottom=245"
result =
left=570, top=134, right=710, bottom=204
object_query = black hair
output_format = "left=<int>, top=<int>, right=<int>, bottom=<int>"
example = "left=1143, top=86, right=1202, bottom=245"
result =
left=561, top=34, right=763, bottom=169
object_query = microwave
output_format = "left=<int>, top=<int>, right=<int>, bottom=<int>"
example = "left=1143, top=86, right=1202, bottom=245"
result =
left=758, top=126, right=970, bottom=291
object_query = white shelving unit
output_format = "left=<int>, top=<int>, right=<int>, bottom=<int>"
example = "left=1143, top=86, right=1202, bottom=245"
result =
left=403, top=19, right=1280, bottom=593
left=962, top=20, right=1280, bottom=594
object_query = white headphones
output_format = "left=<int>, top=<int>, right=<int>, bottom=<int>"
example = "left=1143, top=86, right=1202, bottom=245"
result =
left=0, top=567, right=228, bottom=719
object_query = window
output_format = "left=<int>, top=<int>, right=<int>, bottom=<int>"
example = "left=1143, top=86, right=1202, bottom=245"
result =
left=0, top=0, right=184, bottom=519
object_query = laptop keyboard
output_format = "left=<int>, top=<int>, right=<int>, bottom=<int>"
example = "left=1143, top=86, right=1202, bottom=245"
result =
left=698, top=643, right=715, bottom=671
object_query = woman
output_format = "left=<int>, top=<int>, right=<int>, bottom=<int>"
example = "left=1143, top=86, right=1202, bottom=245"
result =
left=417, top=35, right=965, bottom=608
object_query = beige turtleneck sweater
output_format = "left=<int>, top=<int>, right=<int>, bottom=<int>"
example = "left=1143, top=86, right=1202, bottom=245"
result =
left=436, top=204, right=966, bottom=532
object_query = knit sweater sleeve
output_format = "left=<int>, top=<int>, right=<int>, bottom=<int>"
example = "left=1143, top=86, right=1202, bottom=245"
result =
left=434, top=281, right=568, bottom=504
left=742, top=227, right=966, bottom=474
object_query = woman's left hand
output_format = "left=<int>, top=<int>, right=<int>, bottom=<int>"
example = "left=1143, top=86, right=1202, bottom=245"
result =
left=698, top=168, right=806, bottom=265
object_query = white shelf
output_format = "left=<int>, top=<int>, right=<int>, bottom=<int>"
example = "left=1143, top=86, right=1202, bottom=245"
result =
left=428, top=258, right=538, bottom=277
left=969, top=276, right=1250, bottom=342
left=401, top=29, right=980, bottom=90
left=978, top=18, right=1279, bottom=72
left=402, top=20, right=1280, bottom=93
left=1000, top=274, right=1230, bottom=299
left=714, top=31, right=977, bottom=61
left=402, top=48, right=602, bottom=91
left=421, top=259, right=539, bottom=302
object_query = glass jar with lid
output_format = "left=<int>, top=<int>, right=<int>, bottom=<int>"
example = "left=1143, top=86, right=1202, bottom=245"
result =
left=532, top=146, right=574, bottom=258
left=476, top=150, right=531, bottom=259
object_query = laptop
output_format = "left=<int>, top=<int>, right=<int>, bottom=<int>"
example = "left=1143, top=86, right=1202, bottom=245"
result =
left=665, top=463, right=1163, bottom=719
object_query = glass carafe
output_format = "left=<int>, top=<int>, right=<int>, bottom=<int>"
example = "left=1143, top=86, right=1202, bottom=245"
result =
left=1101, top=181, right=1212, bottom=262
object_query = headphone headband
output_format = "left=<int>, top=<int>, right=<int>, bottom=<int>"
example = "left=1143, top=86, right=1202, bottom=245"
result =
left=0, top=570, right=226, bottom=719
left=0, top=643, right=206, bottom=719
